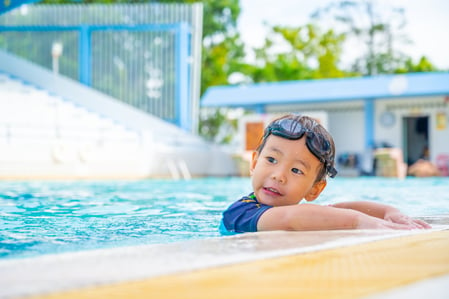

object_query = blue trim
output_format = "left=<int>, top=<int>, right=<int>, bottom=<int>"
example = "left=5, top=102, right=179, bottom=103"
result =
left=253, top=105, right=265, bottom=114
left=219, top=220, right=237, bottom=236
left=364, top=98, right=375, bottom=150
left=175, top=22, right=191, bottom=131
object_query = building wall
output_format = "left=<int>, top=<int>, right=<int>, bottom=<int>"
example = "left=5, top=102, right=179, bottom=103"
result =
left=375, top=95, right=449, bottom=164
left=240, top=95, right=449, bottom=176
left=328, top=110, right=365, bottom=156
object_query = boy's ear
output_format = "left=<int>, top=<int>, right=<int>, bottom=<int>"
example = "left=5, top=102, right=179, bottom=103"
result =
left=249, top=151, right=259, bottom=175
left=304, top=180, right=327, bottom=202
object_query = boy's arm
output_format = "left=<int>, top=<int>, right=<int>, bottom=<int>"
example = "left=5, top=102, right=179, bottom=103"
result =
left=331, top=201, right=431, bottom=229
left=330, top=201, right=397, bottom=219
left=256, top=203, right=418, bottom=231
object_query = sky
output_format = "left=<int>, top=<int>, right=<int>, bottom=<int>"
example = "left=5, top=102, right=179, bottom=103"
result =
left=238, top=0, right=449, bottom=69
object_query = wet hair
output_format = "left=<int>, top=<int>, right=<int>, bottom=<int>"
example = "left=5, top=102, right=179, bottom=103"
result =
left=255, top=114, right=336, bottom=182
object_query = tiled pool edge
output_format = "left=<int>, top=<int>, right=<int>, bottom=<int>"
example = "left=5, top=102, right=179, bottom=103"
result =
left=1, top=216, right=448, bottom=299
left=22, top=229, right=449, bottom=299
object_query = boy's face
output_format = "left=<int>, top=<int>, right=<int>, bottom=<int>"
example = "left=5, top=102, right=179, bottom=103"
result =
left=250, top=135, right=326, bottom=207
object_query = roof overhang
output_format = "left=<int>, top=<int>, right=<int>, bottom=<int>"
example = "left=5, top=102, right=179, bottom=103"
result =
left=201, top=72, right=449, bottom=108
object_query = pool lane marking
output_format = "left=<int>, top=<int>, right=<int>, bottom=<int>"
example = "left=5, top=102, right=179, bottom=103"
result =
left=30, top=230, right=449, bottom=299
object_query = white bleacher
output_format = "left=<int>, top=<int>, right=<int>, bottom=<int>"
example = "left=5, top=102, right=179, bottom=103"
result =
left=0, top=49, right=238, bottom=178
left=0, top=73, right=147, bottom=178
left=0, top=74, right=137, bottom=141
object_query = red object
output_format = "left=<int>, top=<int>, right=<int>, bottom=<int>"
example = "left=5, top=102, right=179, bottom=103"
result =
left=436, top=154, right=449, bottom=176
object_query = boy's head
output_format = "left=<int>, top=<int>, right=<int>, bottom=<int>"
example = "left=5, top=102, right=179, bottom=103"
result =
left=256, top=114, right=337, bottom=182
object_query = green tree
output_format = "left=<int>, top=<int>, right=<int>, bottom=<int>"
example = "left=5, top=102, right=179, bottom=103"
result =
left=311, top=0, right=412, bottom=75
left=238, top=24, right=352, bottom=84
left=394, top=56, right=438, bottom=73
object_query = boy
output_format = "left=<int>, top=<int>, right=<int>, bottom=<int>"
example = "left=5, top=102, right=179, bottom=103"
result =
left=220, top=114, right=431, bottom=234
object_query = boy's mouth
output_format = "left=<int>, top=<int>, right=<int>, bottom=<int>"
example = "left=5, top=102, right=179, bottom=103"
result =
left=263, top=187, right=282, bottom=196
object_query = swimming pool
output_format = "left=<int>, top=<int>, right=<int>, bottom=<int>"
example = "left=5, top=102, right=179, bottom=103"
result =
left=1, top=177, right=448, bottom=260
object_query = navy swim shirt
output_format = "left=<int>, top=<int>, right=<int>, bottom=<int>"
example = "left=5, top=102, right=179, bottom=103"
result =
left=219, top=192, right=272, bottom=235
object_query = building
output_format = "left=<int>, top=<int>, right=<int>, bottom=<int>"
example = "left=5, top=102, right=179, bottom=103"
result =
left=201, top=72, right=449, bottom=176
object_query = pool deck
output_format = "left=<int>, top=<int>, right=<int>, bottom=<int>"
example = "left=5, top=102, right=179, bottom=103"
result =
left=1, top=215, right=449, bottom=299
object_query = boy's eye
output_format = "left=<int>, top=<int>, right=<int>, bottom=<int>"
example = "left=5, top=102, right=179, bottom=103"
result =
left=291, top=168, right=303, bottom=174
left=267, top=156, right=277, bottom=164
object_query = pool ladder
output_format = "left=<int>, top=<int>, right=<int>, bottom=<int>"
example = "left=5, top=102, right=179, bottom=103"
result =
left=167, top=159, right=192, bottom=180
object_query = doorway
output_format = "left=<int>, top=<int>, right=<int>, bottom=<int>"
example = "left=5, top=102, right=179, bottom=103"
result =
left=403, top=116, right=429, bottom=165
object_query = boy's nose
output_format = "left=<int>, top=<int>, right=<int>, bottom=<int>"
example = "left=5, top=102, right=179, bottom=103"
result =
left=271, top=170, right=286, bottom=184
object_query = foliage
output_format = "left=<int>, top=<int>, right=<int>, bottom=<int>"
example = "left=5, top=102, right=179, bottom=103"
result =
left=311, top=0, right=412, bottom=75
left=199, top=108, right=238, bottom=143
left=394, top=56, right=438, bottom=73
left=239, top=24, right=352, bottom=83
left=201, top=32, right=245, bottom=92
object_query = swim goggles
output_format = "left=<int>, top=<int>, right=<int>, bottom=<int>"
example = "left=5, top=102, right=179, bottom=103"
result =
left=263, top=118, right=338, bottom=178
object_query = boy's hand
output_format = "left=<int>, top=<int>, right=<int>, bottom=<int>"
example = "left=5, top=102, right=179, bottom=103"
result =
left=356, top=214, right=418, bottom=230
left=384, top=211, right=432, bottom=229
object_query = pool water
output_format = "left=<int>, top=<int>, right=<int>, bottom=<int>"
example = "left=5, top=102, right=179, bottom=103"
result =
left=1, top=177, right=448, bottom=259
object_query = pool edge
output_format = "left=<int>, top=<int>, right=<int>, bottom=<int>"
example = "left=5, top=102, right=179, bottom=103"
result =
left=2, top=219, right=449, bottom=299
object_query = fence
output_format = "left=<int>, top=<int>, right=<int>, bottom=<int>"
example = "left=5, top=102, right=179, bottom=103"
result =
left=0, top=3, right=203, bottom=131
